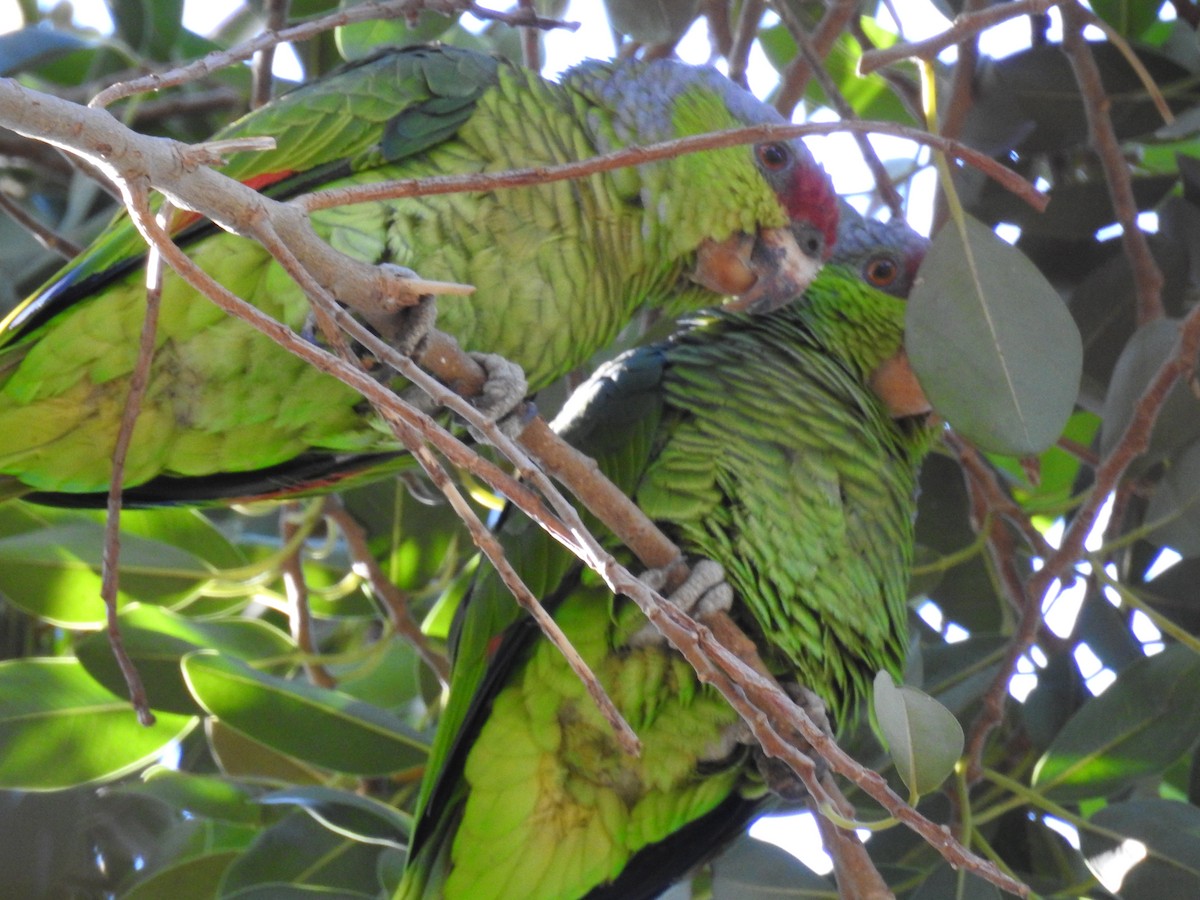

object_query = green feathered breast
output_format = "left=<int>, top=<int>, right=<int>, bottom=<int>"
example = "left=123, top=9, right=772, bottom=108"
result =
left=0, top=45, right=835, bottom=502
left=398, top=241, right=937, bottom=899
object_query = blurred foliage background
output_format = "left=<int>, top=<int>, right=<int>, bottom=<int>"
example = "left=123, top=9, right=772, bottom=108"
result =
left=1, top=0, right=1200, bottom=897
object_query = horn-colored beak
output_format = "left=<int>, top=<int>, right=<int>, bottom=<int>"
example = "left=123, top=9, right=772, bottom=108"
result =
left=694, top=224, right=825, bottom=315
left=869, top=348, right=932, bottom=419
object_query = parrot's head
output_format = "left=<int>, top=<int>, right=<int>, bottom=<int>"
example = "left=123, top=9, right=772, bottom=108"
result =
left=833, top=206, right=930, bottom=299
left=833, top=208, right=933, bottom=419
left=565, top=58, right=839, bottom=313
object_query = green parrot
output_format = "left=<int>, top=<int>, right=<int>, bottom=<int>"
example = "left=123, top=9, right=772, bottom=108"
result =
left=396, top=214, right=935, bottom=899
left=0, top=45, right=838, bottom=504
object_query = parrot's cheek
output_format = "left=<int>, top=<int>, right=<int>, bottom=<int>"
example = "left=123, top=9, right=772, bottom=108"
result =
left=869, top=348, right=932, bottom=419
left=694, top=227, right=823, bottom=314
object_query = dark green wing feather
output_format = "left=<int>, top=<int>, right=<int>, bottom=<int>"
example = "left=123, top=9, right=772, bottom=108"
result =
left=0, top=45, right=500, bottom=343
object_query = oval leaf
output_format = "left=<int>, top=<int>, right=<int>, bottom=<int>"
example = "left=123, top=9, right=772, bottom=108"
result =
left=1032, top=645, right=1200, bottom=800
left=76, top=604, right=295, bottom=715
left=182, top=652, right=426, bottom=776
left=907, top=214, right=1082, bottom=454
left=0, top=658, right=195, bottom=789
left=111, top=767, right=264, bottom=824
left=604, top=0, right=701, bottom=44
left=1081, top=798, right=1200, bottom=898
left=1145, top=439, right=1200, bottom=557
left=874, top=671, right=964, bottom=797
left=1101, top=318, right=1200, bottom=469
left=259, top=785, right=411, bottom=848
left=0, top=521, right=209, bottom=626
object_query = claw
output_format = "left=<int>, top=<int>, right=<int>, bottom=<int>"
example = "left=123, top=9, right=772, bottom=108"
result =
left=629, top=558, right=733, bottom=648
left=465, top=352, right=530, bottom=442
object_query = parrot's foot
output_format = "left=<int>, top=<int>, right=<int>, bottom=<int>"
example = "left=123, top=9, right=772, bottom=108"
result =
left=376, top=290, right=439, bottom=358
left=628, top=558, right=733, bottom=648
left=752, top=684, right=832, bottom=803
left=464, top=352, right=532, bottom=442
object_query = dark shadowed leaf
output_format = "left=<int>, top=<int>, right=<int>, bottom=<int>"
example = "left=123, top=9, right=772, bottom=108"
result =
left=205, top=718, right=328, bottom=785
left=0, top=27, right=90, bottom=74
left=1081, top=799, right=1200, bottom=898
left=1146, top=440, right=1200, bottom=557
left=874, top=671, right=964, bottom=797
left=908, top=215, right=1081, bottom=454
left=910, top=863, right=1002, bottom=899
left=1100, top=318, right=1200, bottom=468
left=121, top=851, right=242, bottom=900
left=1033, top=645, right=1200, bottom=800
left=709, top=834, right=832, bottom=896
left=259, top=785, right=411, bottom=848
left=219, top=810, right=386, bottom=897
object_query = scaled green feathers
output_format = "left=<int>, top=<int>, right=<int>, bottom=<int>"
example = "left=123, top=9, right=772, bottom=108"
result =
left=0, top=45, right=836, bottom=502
left=398, top=216, right=935, bottom=899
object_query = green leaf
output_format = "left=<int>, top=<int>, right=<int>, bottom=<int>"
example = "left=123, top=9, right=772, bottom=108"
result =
left=1081, top=798, right=1200, bottom=898
left=910, top=863, right=1003, bottom=899
left=219, top=811, right=386, bottom=898
left=1101, top=318, right=1200, bottom=470
left=0, top=658, right=195, bottom=789
left=335, top=4, right=455, bottom=60
left=709, top=834, right=832, bottom=896
left=76, top=604, right=295, bottom=715
left=121, top=850, right=242, bottom=900
left=205, top=718, right=328, bottom=785
left=907, top=214, right=1082, bottom=454
left=0, top=520, right=210, bottom=626
left=182, top=652, right=427, bottom=776
left=116, top=507, right=247, bottom=570
left=874, top=671, right=964, bottom=797
left=1091, top=0, right=1166, bottom=37
left=1033, top=646, right=1200, bottom=800
left=1145, top=440, right=1200, bottom=557
left=111, top=767, right=265, bottom=824
left=603, top=0, right=700, bottom=44
left=0, top=27, right=90, bottom=75
left=258, top=785, right=411, bottom=848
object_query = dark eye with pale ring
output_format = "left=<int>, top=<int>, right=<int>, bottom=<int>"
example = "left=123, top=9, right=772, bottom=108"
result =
left=756, top=142, right=790, bottom=171
left=866, top=256, right=900, bottom=288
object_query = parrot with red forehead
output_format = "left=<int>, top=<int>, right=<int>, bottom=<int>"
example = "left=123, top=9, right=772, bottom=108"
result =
left=0, top=44, right=837, bottom=504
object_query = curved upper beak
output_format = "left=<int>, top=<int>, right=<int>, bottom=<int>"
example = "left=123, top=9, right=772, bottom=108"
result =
left=693, top=222, right=827, bottom=314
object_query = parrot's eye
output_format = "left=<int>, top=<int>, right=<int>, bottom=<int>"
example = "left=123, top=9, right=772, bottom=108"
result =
left=756, top=142, right=791, bottom=171
left=865, top=255, right=900, bottom=288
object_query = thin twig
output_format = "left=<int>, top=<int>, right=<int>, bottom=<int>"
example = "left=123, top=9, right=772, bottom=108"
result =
left=727, top=0, right=765, bottom=88
left=1061, top=1, right=1164, bottom=324
left=859, top=0, right=1065, bottom=74
left=773, top=2, right=903, bottom=217
left=772, top=0, right=858, bottom=118
left=281, top=502, right=337, bottom=689
left=89, top=0, right=578, bottom=108
left=322, top=496, right=451, bottom=685
left=251, top=0, right=291, bottom=109
left=932, top=0, right=984, bottom=234
left=0, top=190, right=81, bottom=259
left=517, top=0, right=541, bottom=71
left=98, top=189, right=167, bottom=728
left=301, top=118, right=1047, bottom=214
